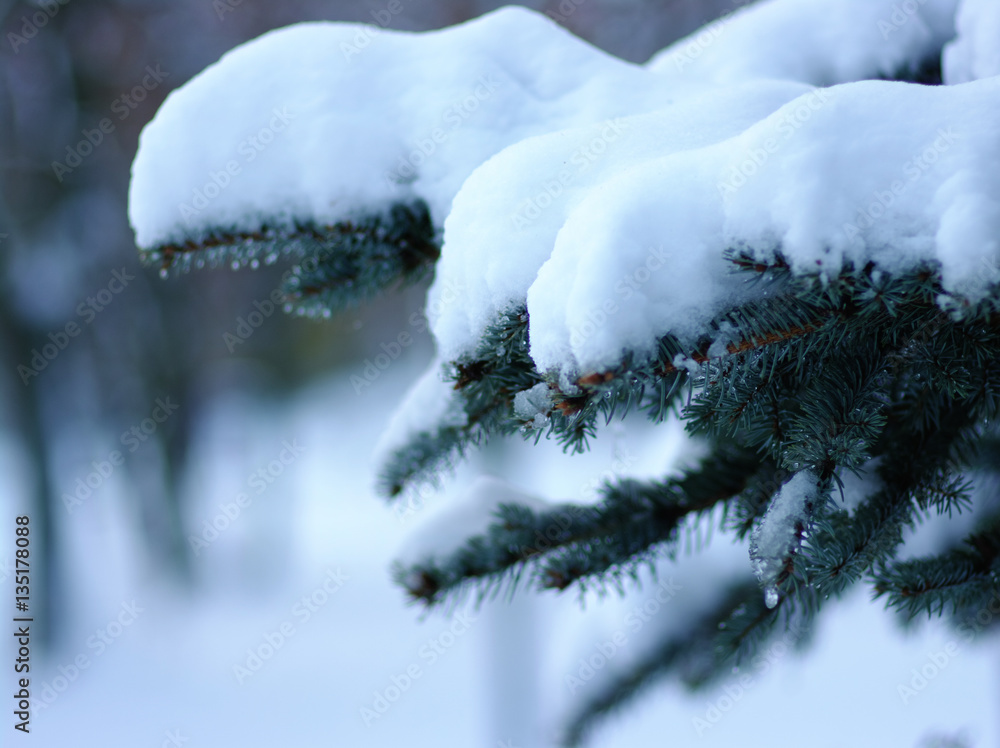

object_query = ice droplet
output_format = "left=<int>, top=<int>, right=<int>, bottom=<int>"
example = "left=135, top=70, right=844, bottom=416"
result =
left=764, top=586, right=779, bottom=609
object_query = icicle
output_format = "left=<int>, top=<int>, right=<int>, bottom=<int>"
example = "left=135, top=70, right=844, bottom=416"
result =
left=764, top=585, right=779, bottom=609
left=750, top=471, right=822, bottom=608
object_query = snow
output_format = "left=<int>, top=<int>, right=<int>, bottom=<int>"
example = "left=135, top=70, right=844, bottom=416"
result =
left=396, top=475, right=551, bottom=569
left=58, top=0, right=1000, bottom=743
left=16, top=363, right=999, bottom=747
left=943, top=0, right=1000, bottom=83
left=427, top=79, right=812, bottom=365
left=646, top=0, right=959, bottom=86
left=129, top=0, right=1000, bottom=381
left=371, top=357, right=466, bottom=473
left=749, top=471, right=821, bottom=609
left=128, top=6, right=704, bottom=251
left=513, top=382, right=554, bottom=430
left=433, top=76, right=1000, bottom=374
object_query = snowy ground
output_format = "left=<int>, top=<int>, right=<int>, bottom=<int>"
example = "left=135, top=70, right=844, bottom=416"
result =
left=6, top=347, right=997, bottom=748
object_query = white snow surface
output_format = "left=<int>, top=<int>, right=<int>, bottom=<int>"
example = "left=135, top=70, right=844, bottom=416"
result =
left=513, top=382, right=554, bottom=429
left=371, top=357, right=465, bottom=472
left=943, top=0, right=1000, bottom=83
left=128, top=6, right=702, bottom=249
left=396, top=475, right=551, bottom=568
left=127, top=0, right=1000, bottom=461
left=433, top=76, right=1000, bottom=374
left=428, top=79, right=813, bottom=366
left=647, top=0, right=959, bottom=85
left=749, top=471, right=821, bottom=608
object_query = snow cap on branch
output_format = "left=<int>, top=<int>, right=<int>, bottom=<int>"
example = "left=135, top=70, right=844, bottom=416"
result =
left=128, top=6, right=697, bottom=252
left=431, top=76, right=1000, bottom=376
left=647, top=0, right=958, bottom=86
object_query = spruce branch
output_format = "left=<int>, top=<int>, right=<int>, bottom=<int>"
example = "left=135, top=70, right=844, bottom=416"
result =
left=396, top=442, right=765, bottom=607
left=141, top=201, right=438, bottom=315
left=562, top=579, right=818, bottom=747
left=803, top=402, right=980, bottom=595
left=874, top=515, right=1000, bottom=619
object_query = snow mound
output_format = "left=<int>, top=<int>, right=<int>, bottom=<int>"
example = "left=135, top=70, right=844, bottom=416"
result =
left=128, top=6, right=700, bottom=250
left=647, top=0, right=958, bottom=86
left=428, top=79, right=812, bottom=365
left=432, top=77, right=1000, bottom=375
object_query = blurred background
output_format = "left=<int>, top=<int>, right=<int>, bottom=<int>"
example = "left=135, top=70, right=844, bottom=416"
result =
left=0, top=1, right=995, bottom=746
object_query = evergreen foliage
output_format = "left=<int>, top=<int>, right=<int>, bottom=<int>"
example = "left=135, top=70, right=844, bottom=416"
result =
left=151, top=212, right=1000, bottom=737
left=143, top=201, right=438, bottom=316
left=137, top=8, right=1000, bottom=743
